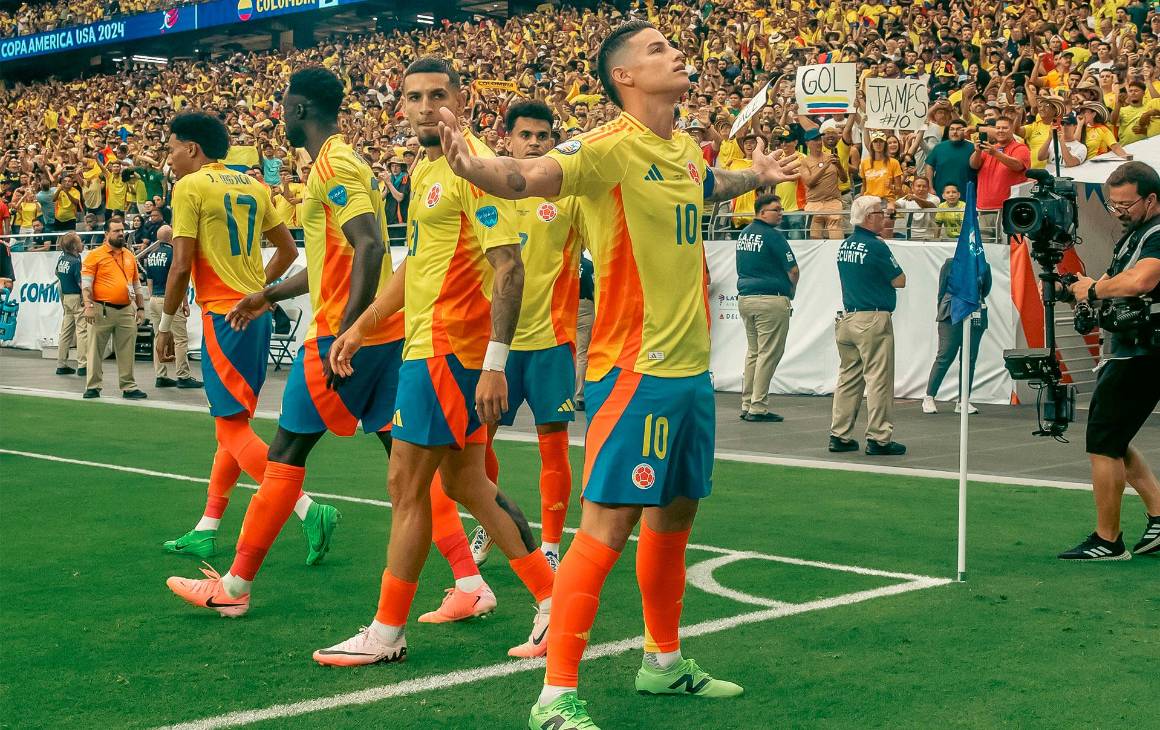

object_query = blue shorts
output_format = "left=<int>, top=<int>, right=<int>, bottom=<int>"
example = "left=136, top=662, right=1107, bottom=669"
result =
left=498, top=343, right=577, bottom=427
left=392, top=354, right=486, bottom=449
left=279, top=337, right=403, bottom=436
left=582, top=368, right=714, bottom=507
left=202, top=311, right=271, bottom=418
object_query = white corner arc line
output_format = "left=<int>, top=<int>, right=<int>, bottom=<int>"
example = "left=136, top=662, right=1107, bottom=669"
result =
left=156, top=572, right=951, bottom=730
left=685, top=553, right=789, bottom=608
left=0, top=385, right=1102, bottom=493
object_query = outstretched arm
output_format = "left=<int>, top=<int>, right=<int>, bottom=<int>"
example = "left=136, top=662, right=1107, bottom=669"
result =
left=438, top=107, right=563, bottom=199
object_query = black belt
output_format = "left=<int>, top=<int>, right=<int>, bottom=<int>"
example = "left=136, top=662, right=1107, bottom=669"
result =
left=845, top=307, right=891, bottom=313
left=739, top=292, right=792, bottom=298
left=96, top=301, right=130, bottom=310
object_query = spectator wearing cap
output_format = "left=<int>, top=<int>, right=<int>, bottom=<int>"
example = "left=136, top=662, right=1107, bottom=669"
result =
left=820, top=118, right=855, bottom=205
left=830, top=195, right=907, bottom=457
left=772, top=128, right=806, bottom=240
left=1036, top=113, right=1088, bottom=170
left=1079, top=102, right=1133, bottom=161
left=735, top=193, right=798, bottom=423
left=1032, top=52, right=1073, bottom=93
left=923, top=118, right=975, bottom=202
left=860, top=132, right=903, bottom=201
left=1023, top=95, right=1064, bottom=170
left=686, top=118, right=720, bottom=166
left=970, top=116, right=1030, bottom=235
left=802, top=128, right=846, bottom=240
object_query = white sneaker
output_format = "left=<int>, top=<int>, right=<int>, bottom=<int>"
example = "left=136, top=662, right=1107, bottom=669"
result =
left=954, top=401, right=979, bottom=415
left=470, top=525, right=494, bottom=567
left=542, top=547, right=560, bottom=572
left=313, top=626, right=407, bottom=667
left=508, top=603, right=551, bottom=658
left=921, top=396, right=938, bottom=414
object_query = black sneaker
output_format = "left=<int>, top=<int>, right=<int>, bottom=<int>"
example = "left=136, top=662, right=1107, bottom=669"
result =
left=176, top=377, right=204, bottom=389
left=743, top=412, right=784, bottom=422
left=122, top=389, right=148, bottom=400
left=739, top=410, right=748, bottom=420
left=155, top=377, right=177, bottom=388
left=1058, top=532, right=1131, bottom=561
left=56, top=366, right=76, bottom=375
left=866, top=439, right=907, bottom=456
left=1132, top=515, right=1160, bottom=556
left=828, top=436, right=859, bottom=452
left=76, top=367, right=87, bottom=377
left=82, top=388, right=100, bottom=399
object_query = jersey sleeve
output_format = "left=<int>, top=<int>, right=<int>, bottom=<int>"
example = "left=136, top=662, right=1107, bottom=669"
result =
left=170, top=177, right=201, bottom=240
left=320, top=154, right=376, bottom=228
left=546, top=132, right=628, bottom=199
left=463, top=181, right=520, bottom=252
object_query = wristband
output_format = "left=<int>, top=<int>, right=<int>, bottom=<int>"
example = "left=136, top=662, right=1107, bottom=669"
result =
left=158, top=313, right=174, bottom=333
left=482, top=340, right=510, bottom=372
left=1087, top=283, right=1099, bottom=303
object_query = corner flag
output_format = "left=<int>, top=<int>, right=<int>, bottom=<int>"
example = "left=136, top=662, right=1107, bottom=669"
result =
left=947, top=182, right=988, bottom=325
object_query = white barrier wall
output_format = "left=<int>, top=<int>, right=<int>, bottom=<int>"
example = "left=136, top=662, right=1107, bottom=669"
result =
left=7, top=242, right=1014, bottom=404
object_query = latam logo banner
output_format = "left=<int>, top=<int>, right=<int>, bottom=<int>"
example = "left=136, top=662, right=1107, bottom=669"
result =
left=1, top=0, right=363, bottom=62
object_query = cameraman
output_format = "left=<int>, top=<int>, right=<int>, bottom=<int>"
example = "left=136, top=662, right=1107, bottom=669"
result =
left=1062, top=161, right=1160, bottom=561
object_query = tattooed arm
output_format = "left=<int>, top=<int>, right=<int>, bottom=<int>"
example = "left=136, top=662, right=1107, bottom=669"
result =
left=706, top=167, right=762, bottom=203
left=476, top=243, right=525, bottom=423
left=438, top=108, right=563, bottom=199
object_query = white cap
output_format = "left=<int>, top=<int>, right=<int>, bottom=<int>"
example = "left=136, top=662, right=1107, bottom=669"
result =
left=819, top=119, right=841, bottom=133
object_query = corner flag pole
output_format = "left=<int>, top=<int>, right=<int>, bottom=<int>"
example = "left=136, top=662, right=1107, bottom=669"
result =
left=957, top=317, right=971, bottom=582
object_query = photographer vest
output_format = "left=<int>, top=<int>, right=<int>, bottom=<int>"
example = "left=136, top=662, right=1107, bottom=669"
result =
left=1103, top=219, right=1160, bottom=360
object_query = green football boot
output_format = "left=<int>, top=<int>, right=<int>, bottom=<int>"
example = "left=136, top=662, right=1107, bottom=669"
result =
left=528, top=693, right=600, bottom=730
left=302, top=502, right=340, bottom=566
left=162, top=529, right=217, bottom=559
left=635, top=657, right=744, bottom=698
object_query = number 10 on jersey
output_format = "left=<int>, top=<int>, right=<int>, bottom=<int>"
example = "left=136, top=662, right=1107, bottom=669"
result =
left=674, top=203, right=698, bottom=245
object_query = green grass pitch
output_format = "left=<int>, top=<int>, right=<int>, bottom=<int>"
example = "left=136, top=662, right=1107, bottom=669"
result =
left=1, top=393, right=1156, bottom=729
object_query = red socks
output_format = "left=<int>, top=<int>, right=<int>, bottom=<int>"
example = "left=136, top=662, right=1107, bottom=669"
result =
left=637, top=522, right=690, bottom=654
left=536, top=431, right=572, bottom=545
left=205, top=446, right=240, bottom=519
left=375, top=569, right=419, bottom=627
left=545, top=531, right=621, bottom=686
left=430, top=472, right=477, bottom=581
left=231, top=462, right=305, bottom=581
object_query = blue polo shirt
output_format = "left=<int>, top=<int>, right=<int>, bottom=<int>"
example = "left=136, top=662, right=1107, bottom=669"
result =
left=735, top=220, right=797, bottom=297
left=142, top=243, right=174, bottom=296
left=837, top=226, right=904, bottom=312
left=55, top=252, right=82, bottom=295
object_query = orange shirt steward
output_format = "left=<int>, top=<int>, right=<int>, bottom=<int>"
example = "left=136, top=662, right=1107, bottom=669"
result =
left=82, top=243, right=138, bottom=305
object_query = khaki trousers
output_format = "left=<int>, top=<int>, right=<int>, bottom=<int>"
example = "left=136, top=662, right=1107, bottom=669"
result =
left=147, top=296, right=190, bottom=379
left=86, top=303, right=138, bottom=392
left=574, top=298, right=595, bottom=401
left=57, top=293, right=89, bottom=368
left=738, top=294, right=792, bottom=414
left=830, top=311, right=896, bottom=442
left=806, top=199, right=845, bottom=240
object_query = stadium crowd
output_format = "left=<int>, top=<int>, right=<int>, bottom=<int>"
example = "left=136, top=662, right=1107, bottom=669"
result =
left=1, top=0, right=1159, bottom=247
left=0, top=0, right=212, bottom=38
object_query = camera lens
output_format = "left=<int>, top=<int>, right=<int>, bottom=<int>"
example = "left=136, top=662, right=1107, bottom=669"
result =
left=1009, top=201, right=1039, bottom=231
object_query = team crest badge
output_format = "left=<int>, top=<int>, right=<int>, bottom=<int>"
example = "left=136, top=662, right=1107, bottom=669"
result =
left=476, top=205, right=499, bottom=228
left=632, top=463, right=656, bottom=490
left=426, top=183, right=442, bottom=208
left=687, top=162, right=700, bottom=184
left=327, top=185, right=348, bottom=206
left=537, top=202, right=558, bottom=222
left=554, top=140, right=582, bottom=155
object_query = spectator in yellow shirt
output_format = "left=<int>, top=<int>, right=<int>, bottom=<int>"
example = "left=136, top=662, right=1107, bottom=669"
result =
left=1079, top=102, right=1133, bottom=161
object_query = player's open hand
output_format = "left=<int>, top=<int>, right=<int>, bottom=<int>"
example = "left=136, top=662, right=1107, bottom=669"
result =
left=328, top=328, right=363, bottom=380
left=752, top=139, right=802, bottom=186
left=155, top=330, right=175, bottom=363
left=226, top=291, right=271, bottom=331
left=475, top=370, right=508, bottom=425
left=437, top=107, right=472, bottom=177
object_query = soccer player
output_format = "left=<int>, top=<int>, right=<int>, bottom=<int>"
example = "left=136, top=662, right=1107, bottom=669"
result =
left=155, top=112, right=336, bottom=563
left=435, top=21, right=801, bottom=729
left=313, top=57, right=555, bottom=665
left=165, top=67, right=396, bottom=616
left=457, top=99, right=584, bottom=574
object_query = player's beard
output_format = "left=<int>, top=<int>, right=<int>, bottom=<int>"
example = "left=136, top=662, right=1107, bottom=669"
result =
left=286, top=125, right=306, bottom=149
left=416, top=129, right=441, bottom=148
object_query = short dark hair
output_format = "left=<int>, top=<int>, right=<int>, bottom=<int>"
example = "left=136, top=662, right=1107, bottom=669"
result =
left=504, top=99, right=554, bottom=133
left=948, top=118, right=967, bottom=128
left=104, top=217, right=123, bottom=231
left=170, top=111, right=230, bottom=160
left=1107, top=161, right=1160, bottom=200
left=287, top=66, right=345, bottom=120
left=403, top=57, right=461, bottom=91
left=597, top=20, right=655, bottom=109
left=756, top=193, right=782, bottom=211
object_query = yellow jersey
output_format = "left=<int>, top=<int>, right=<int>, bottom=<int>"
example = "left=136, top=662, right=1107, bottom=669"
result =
left=171, top=162, right=280, bottom=315
left=404, top=133, right=521, bottom=366
left=546, top=113, right=711, bottom=380
left=1023, top=120, right=1053, bottom=169
left=104, top=171, right=127, bottom=211
left=511, top=195, right=584, bottom=351
left=301, top=134, right=401, bottom=345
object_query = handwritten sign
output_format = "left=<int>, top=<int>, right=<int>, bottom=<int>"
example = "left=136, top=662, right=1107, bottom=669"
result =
left=729, top=79, right=773, bottom=139
left=794, top=63, right=856, bottom=115
left=865, top=78, right=930, bottom=131
left=473, top=79, right=519, bottom=94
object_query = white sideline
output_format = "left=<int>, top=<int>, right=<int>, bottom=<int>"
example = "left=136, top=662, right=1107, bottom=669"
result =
left=0, top=385, right=1099, bottom=492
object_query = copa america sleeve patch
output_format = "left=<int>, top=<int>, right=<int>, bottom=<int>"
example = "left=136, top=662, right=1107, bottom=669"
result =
left=553, top=140, right=582, bottom=155
left=327, top=185, right=348, bottom=206
left=476, top=205, right=499, bottom=228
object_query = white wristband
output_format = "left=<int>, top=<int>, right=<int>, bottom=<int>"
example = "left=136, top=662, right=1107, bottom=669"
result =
left=482, top=340, right=510, bottom=372
left=158, top=313, right=174, bottom=333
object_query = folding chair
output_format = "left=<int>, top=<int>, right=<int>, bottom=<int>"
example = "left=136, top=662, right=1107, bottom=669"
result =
left=269, top=304, right=302, bottom=371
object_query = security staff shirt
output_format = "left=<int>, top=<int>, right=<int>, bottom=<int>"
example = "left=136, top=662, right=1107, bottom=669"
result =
left=56, top=251, right=82, bottom=296
left=735, top=220, right=797, bottom=298
left=142, top=243, right=173, bottom=296
left=837, top=225, right=905, bottom=312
